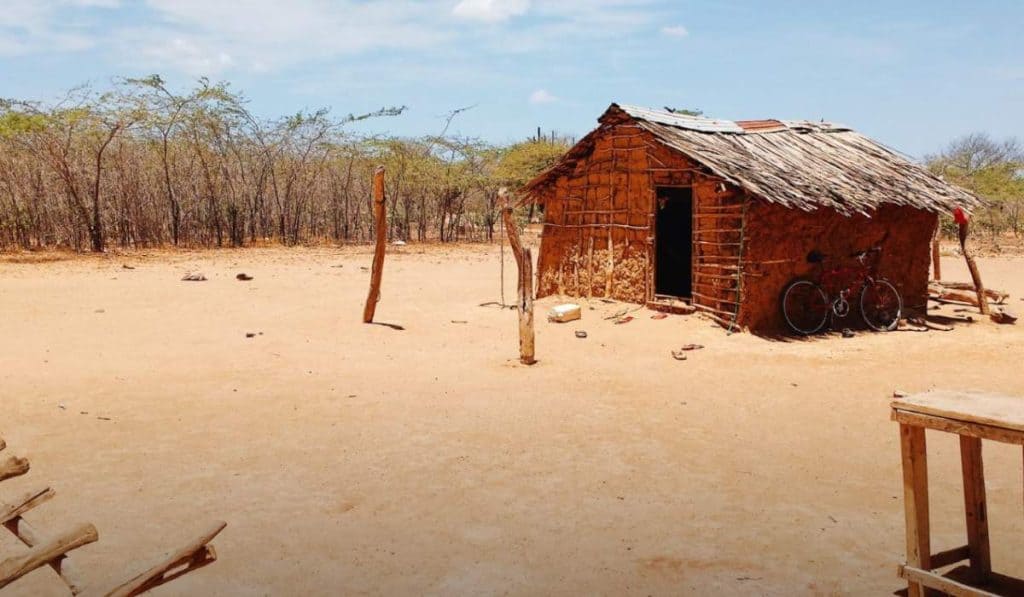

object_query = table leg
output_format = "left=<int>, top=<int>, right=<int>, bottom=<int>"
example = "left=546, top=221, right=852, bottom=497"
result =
left=901, top=424, right=931, bottom=597
left=960, top=435, right=991, bottom=583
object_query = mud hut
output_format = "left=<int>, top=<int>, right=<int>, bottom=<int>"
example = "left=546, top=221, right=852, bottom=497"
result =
left=522, top=103, right=980, bottom=332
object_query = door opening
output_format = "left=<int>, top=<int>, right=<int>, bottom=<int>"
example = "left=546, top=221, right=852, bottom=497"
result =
left=655, top=186, right=693, bottom=298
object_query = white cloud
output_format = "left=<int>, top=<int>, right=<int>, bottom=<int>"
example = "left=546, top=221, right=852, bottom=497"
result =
left=0, top=0, right=668, bottom=80
left=0, top=0, right=110, bottom=56
left=661, top=25, right=688, bottom=37
left=453, top=0, right=531, bottom=23
left=116, top=0, right=451, bottom=74
left=528, top=89, right=557, bottom=104
left=138, top=36, right=235, bottom=76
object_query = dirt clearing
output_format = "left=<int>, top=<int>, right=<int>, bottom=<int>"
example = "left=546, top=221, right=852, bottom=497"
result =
left=2, top=245, right=1022, bottom=595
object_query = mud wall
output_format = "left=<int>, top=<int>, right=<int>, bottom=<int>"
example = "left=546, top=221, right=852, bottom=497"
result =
left=534, top=121, right=740, bottom=309
left=739, top=201, right=937, bottom=332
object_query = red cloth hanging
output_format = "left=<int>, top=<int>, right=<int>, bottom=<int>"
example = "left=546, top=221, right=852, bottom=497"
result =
left=953, top=206, right=969, bottom=225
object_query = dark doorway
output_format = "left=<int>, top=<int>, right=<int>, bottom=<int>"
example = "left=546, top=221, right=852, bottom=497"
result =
left=655, top=186, right=693, bottom=298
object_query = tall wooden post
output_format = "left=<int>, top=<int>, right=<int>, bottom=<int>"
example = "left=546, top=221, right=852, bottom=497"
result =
left=519, top=248, right=536, bottom=365
left=362, top=166, right=387, bottom=323
left=931, top=223, right=942, bottom=282
left=957, top=219, right=990, bottom=316
left=500, top=189, right=536, bottom=365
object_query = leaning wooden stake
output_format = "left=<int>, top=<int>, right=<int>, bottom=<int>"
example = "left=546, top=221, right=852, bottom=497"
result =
left=500, top=189, right=535, bottom=365
left=957, top=218, right=990, bottom=316
left=362, top=166, right=387, bottom=323
left=90, top=521, right=226, bottom=597
left=0, top=523, right=98, bottom=589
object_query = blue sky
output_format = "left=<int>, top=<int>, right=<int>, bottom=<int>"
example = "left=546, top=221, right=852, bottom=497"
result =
left=1, top=0, right=1021, bottom=158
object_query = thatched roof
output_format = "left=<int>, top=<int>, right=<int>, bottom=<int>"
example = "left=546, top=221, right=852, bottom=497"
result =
left=524, top=103, right=980, bottom=216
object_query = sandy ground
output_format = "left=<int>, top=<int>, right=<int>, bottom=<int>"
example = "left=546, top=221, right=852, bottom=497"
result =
left=1, top=243, right=1023, bottom=596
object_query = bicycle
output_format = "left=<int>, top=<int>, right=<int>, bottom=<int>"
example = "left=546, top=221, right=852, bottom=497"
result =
left=781, top=240, right=902, bottom=335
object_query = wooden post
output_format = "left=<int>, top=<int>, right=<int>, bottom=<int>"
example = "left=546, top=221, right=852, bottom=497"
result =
left=362, top=166, right=387, bottom=323
left=500, top=189, right=536, bottom=365
left=957, top=219, right=990, bottom=316
left=931, top=224, right=942, bottom=282
left=605, top=228, right=614, bottom=298
left=519, top=247, right=536, bottom=365
left=899, top=423, right=930, bottom=597
left=959, top=435, right=991, bottom=583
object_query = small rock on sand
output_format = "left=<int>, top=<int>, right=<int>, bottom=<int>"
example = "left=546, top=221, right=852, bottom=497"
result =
left=182, top=272, right=207, bottom=281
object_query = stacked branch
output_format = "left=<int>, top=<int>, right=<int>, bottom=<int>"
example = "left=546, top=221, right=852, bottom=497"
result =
left=929, top=282, right=1008, bottom=306
left=0, top=437, right=227, bottom=595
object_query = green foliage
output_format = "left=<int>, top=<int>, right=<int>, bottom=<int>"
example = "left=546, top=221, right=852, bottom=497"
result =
left=493, top=138, right=571, bottom=189
left=927, top=133, right=1024, bottom=239
left=0, top=109, right=47, bottom=137
left=0, top=75, right=575, bottom=250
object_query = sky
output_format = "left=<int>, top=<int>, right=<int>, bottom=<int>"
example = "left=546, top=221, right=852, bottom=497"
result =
left=1, top=0, right=1022, bottom=159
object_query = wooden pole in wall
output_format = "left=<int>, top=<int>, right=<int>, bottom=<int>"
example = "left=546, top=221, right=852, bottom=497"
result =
left=957, top=219, right=990, bottom=316
left=931, top=223, right=942, bottom=282
left=362, top=166, right=387, bottom=323
left=500, top=188, right=536, bottom=365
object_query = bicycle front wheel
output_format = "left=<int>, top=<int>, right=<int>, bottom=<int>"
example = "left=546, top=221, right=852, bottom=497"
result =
left=861, top=280, right=902, bottom=331
left=782, top=280, right=829, bottom=335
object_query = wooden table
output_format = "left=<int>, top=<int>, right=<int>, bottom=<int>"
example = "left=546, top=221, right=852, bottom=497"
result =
left=892, top=390, right=1024, bottom=597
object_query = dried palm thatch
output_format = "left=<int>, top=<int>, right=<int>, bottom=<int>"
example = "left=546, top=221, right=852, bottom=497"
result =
left=525, top=104, right=981, bottom=217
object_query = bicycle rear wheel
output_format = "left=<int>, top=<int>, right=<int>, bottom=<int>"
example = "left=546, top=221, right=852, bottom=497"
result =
left=861, top=279, right=902, bottom=331
left=782, top=280, right=829, bottom=335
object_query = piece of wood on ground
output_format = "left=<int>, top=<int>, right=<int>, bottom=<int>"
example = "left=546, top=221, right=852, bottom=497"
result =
left=929, top=285, right=1003, bottom=308
left=0, top=523, right=98, bottom=590
left=990, top=308, right=1017, bottom=325
left=3, top=513, right=88, bottom=594
left=0, top=488, right=55, bottom=525
left=85, top=521, right=226, bottom=597
left=0, top=455, right=30, bottom=482
left=932, top=281, right=1008, bottom=303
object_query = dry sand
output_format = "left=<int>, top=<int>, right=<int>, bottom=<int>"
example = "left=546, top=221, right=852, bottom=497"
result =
left=1, top=243, right=1023, bottom=596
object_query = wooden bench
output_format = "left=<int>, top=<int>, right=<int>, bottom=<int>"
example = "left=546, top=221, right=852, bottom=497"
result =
left=892, top=390, right=1024, bottom=596
left=0, top=436, right=225, bottom=595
